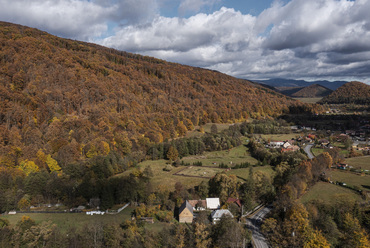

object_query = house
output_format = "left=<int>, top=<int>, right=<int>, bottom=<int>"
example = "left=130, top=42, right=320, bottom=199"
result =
left=206, top=198, right=220, bottom=210
left=179, top=200, right=194, bottom=223
left=283, top=142, right=291, bottom=149
left=281, top=145, right=300, bottom=153
left=188, top=200, right=207, bottom=211
left=226, top=198, right=242, bottom=208
left=268, top=141, right=284, bottom=148
left=211, top=209, right=234, bottom=224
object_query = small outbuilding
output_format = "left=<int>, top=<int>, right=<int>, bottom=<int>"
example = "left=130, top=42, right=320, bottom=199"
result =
left=206, top=198, right=220, bottom=210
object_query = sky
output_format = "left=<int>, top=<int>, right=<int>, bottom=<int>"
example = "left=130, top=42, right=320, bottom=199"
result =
left=1, top=0, right=370, bottom=83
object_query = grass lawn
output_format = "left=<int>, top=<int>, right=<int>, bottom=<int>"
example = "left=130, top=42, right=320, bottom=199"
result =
left=293, top=98, right=322, bottom=103
left=301, top=182, right=362, bottom=204
left=227, top=166, right=275, bottom=181
left=330, top=170, right=370, bottom=191
left=345, top=156, right=370, bottom=170
left=1, top=206, right=135, bottom=232
left=312, top=148, right=324, bottom=156
left=260, top=134, right=297, bottom=142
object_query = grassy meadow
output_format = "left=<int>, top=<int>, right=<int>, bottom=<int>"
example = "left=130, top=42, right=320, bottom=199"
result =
left=330, top=170, right=370, bottom=191
left=227, top=166, right=275, bottom=181
left=117, top=144, right=262, bottom=190
left=345, top=156, right=370, bottom=170
left=1, top=206, right=135, bottom=232
left=301, top=182, right=362, bottom=204
left=260, top=133, right=298, bottom=141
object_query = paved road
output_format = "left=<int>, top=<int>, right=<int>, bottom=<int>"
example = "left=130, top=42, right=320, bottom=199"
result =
left=246, top=206, right=271, bottom=248
left=304, top=144, right=314, bottom=159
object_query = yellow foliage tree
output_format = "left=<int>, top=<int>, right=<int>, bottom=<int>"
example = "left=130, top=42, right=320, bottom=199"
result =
left=304, top=229, right=330, bottom=248
left=167, top=146, right=179, bottom=161
left=46, top=155, right=62, bottom=175
left=18, top=160, right=39, bottom=176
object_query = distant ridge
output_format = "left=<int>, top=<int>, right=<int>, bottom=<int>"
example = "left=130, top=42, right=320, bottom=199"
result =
left=255, top=78, right=347, bottom=91
left=319, top=81, right=370, bottom=104
left=291, top=84, right=333, bottom=98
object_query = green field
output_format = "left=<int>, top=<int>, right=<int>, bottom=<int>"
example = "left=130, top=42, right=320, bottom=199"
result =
left=312, top=148, right=324, bottom=156
left=118, top=159, right=209, bottom=190
left=301, top=182, right=362, bottom=204
left=227, top=166, right=275, bottom=181
left=345, top=156, right=370, bottom=170
left=182, top=144, right=258, bottom=166
left=330, top=170, right=370, bottom=191
left=176, top=166, right=225, bottom=178
left=1, top=206, right=135, bottom=232
left=260, top=134, right=297, bottom=142
left=293, top=98, right=322, bottom=103
left=117, top=145, right=259, bottom=190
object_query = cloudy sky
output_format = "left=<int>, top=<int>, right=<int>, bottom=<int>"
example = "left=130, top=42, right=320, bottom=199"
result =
left=1, top=0, right=370, bottom=83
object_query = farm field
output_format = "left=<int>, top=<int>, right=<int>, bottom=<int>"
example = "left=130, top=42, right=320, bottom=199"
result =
left=260, top=133, right=298, bottom=142
left=227, top=166, right=275, bottom=181
left=1, top=206, right=135, bottom=232
left=293, top=98, right=322, bottom=103
left=117, top=144, right=261, bottom=190
left=330, top=170, right=370, bottom=191
left=301, top=182, right=362, bottom=204
left=117, top=159, right=208, bottom=190
left=345, top=156, right=370, bottom=170
left=182, top=144, right=258, bottom=166
left=176, top=166, right=225, bottom=178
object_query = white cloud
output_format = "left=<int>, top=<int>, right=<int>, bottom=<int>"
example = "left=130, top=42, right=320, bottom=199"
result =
left=0, top=0, right=159, bottom=40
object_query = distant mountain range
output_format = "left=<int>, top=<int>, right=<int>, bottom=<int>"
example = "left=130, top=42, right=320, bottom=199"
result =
left=254, top=78, right=347, bottom=90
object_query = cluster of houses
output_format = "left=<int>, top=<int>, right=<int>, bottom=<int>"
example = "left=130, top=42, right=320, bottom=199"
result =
left=266, top=140, right=300, bottom=153
left=179, top=197, right=241, bottom=224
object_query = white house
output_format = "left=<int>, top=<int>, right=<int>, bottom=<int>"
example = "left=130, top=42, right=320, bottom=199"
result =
left=206, top=198, right=220, bottom=210
left=211, top=209, right=234, bottom=224
left=268, top=141, right=284, bottom=148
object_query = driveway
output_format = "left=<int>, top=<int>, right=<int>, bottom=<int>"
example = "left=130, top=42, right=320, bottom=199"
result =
left=304, top=144, right=315, bottom=159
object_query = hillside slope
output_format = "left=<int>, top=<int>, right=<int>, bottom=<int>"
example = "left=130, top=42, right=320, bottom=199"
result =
left=0, top=21, right=315, bottom=166
left=319, top=81, right=370, bottom=104
left=291, top=84, right=333, bottom=98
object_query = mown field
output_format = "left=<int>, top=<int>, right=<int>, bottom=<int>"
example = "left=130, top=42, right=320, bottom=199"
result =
left=345, top=156, right=370, bottom=170
left=1, top=206, right=135, bottom=232
left=330, top=170, right=370, bottom=191
left=301, top=182, right=362, bottom=204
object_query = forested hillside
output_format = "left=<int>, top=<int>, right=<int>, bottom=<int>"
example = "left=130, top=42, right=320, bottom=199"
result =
left=0, top=21, right=320, bottom=167
left=319, top=81, right=370, bottom=104
left=291, top=84, right=332, bottom=98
